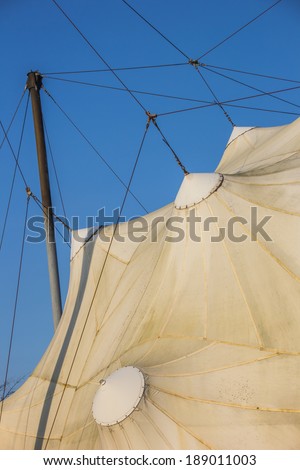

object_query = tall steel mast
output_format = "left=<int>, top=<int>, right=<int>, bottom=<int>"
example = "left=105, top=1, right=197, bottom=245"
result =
left=26, top=71, right=62, bottom=330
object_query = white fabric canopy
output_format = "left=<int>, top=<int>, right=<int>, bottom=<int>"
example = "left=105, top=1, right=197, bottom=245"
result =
left=1, top=118, right=300, bottom=449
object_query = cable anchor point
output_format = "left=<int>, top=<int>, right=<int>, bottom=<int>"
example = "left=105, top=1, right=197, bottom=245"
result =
left=188, top=59, right=200, bottom=68
left=146, top=111, right=157, bottom=125
left=26, top=187, right=32, bottom=198
left=188, top=59, right=206, bottom=69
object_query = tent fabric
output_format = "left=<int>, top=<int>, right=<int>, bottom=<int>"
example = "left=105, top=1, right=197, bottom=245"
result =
left=1, top=118, right=300, bottom=449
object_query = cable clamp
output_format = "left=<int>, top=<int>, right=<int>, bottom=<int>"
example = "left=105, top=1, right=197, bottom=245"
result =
left=188, top=59, right=206, bottom=68
left=188, top=59, right=200, bottom=68
left=26, top=187, right=32, bottom=198
left=146, top=111, right=157, bottom=124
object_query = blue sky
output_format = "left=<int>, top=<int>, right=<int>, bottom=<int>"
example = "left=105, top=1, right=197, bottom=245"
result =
left=0, top=0, right=300, bottom=389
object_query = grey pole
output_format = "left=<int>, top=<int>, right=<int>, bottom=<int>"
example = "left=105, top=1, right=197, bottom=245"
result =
left=26, top=71, right=62, bottom=330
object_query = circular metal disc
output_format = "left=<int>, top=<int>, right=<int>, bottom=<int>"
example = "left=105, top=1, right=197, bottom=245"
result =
left=92, top=366, right=145, bottom=426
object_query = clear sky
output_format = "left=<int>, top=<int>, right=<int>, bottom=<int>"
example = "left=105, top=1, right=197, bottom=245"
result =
left=0, top=0, right=300, bottom=390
